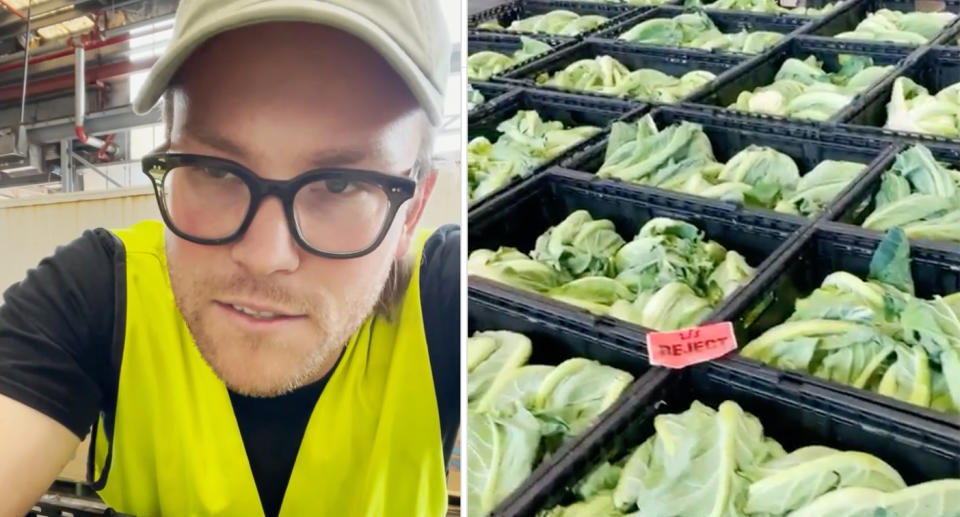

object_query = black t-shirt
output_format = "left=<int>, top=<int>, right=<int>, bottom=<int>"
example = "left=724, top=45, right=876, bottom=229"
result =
left=0, top=224, right=460, bottom=517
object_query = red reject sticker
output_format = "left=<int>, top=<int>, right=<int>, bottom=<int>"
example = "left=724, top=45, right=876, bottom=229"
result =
left=647, top=322, right=738, bottom=369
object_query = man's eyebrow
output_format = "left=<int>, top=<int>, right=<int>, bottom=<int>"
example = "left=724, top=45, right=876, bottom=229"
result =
left=305, top=146, right=382, bottom=169
left=182, top=127, right=384, bottom=169
left=182, top=127, right=248, bottom=159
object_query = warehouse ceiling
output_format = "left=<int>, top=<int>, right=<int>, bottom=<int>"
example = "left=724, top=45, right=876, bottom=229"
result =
left=3, top=0, right=96, bottom=41
left=0, top=0, right=181, bottom=191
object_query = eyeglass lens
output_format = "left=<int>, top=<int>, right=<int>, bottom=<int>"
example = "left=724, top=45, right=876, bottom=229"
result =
left=161, top=164, right=392, bottom=253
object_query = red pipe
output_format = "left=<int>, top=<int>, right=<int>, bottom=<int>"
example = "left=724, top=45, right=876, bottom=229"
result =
left=97, top=133, right=116, bottom=160
left=0, top=56, right=157, bottom=102
left=0, top=0, right=25, bottom=20
left=74, top=125, right=88, bottom=142
left=0, top=33, right=133, bottom=74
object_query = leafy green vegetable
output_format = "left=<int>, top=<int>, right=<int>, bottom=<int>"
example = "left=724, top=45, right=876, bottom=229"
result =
left=596, top=116, right=865, bottom=215
left=540, top=400, right=957, bottom=517
left=536, top=55, right=716, bottom=102
left=468, top=110, right=600, bottom=203
left=732, top=55, right=893, bottom=120
left=467, top=37, right=553, bottom=80
left=611, top=400, right=777, bottom=516
left=836, top=9, right=956, bottom=44
left=774, top=160, right=866, bottom=215
left=685, top=0, right=839, bottom=15
left=471, top=211, right=757, bottom=331
left=541, top=492, right=622, bottom=517
left=531, top=210, right=625, bottom=277
left=468, top=331, right=533, bottom=405
left=788, top=479, right=960, bottom=517
left=468, top=84, right=485, bottom=111
left=745, top=449, right=906, bottom=514
left=869, top=227, right=915, bottom=294
left=467, top=331, right=634, bottom=517
left=617, top=10, right=783, bottom=54
left=479, top=10, right=609, bottom=36
left=742, top=229, right=960, bottom=415
left=534, top=357, right=634, bottom=435
left=886, top=77, right=960, bottom=138
left=574, top=463, right=622, bottom=500
left=468, top=247, right=571, bottom=293
left=861, top=144, right=960, bottom=243
left=467, top=411, right=498, bottom=517
left=467, top=407, right=542, bottom=517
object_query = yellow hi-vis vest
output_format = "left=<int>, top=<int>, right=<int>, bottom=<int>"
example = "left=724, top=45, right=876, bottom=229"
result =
left=90, top=220, right=447, bottom=517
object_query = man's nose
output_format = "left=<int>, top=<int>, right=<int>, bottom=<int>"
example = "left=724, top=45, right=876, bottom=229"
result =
left=230, top=197, right=301, bottom=275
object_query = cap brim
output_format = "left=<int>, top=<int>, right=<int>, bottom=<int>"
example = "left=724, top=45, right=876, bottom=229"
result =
left=133, top=0, right=443, bottom=124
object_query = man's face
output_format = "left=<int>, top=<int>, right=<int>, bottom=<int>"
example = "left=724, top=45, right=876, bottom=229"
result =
left=165, top=22, right=428, bottom=397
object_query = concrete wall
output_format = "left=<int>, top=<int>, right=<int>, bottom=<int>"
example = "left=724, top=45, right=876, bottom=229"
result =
left=0, top=168, right=461, bottom=292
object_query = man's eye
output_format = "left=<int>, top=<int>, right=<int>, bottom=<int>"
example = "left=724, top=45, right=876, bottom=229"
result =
left=322, top=178, right=360, bottom=194
left=201, top=167, right=231, bottom=179
left=326, top=178, right=348, bottom=193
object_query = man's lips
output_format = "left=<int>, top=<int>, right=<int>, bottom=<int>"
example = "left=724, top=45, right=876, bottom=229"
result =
left=214, top=300, right=306, bottom=319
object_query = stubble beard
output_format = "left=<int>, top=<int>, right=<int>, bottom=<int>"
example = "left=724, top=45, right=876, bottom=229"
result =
left=167, top=257, right=397, bottom=398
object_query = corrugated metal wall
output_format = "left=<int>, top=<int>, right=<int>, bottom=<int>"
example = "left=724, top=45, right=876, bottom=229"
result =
left=0, top=171, right=461, bottom=293
left=0, top=188, right=159, bottom=291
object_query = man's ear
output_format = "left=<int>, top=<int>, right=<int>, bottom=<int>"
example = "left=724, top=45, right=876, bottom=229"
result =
left=395, top=169, right=439, bottom=259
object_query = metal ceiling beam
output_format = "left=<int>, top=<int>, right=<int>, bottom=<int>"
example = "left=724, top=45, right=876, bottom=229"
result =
left=0, top=39, right=134, bottom=86
left=0, top=55, right=155, bottom=102
left=0, top=7, right=173, bottom=66
left=27, top=104, right=159, bottom=143
left=0, top=0, right=154, bottom=40
left=0, top=169, right=49, bottom=187
left=0, top=0, right=87, bottom=37
left=0, top=0, right=78, bottom=29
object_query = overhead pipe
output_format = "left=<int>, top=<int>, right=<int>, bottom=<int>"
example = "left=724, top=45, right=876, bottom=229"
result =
left=74, top=46, right=117, bottom=156
left=0, top=33, right=132, bottom=74
left=0, top=55, right=155, bottom=101
left=18, top=1, right=28, bottom=124
left=0, top=0, right=25, bottom=20
left=0, top=10, right=173, bottom=70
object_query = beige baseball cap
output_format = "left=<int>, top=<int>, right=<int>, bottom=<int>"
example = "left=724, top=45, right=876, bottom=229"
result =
left=133, top=0, right=451, bottom=124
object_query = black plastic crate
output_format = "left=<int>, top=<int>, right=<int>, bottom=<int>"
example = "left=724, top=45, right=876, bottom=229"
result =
left=502, top=362, right=960, bottom=516
left=470, top=0, right=515, bottom=17
left=468, top=0, right=645, bottom=38
left=841, top=45, right=960, bottom=145
left=468, top=168, right=804, bottom=337
left=559, top=105, right=895, bottom=221
left=500, top=40, right=747, bottom=104
left=469, top=293, right=657, bottom=517
left=712, top=222, right=960, bottom=427
left=691, top=36, right=914, bottom=125
left=696, top=0, right=837, bottom=14
left=468, top=88, right=635, bottom=208
left=810, top=0, right=960, bottom=46
left=469, top=82, right=516, bottom=114
left=590, top=5, right=814, bottom=51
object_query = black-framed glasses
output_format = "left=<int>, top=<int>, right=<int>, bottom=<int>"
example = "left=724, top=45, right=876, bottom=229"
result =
left=141, top=152, right=418, bottom=258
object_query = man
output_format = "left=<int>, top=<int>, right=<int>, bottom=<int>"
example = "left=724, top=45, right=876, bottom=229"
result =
left=0, top=1, right=459, bottom=516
